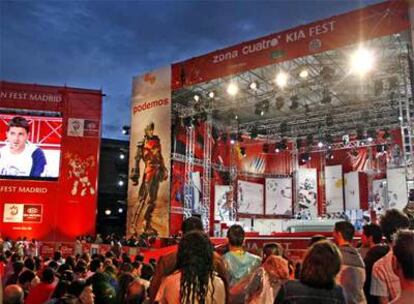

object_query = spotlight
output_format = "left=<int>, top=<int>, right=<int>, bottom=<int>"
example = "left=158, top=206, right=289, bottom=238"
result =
left=350, top=46, right=375, bottom=76
left=230, top=133, right=237, bottom=145
left=318, top=141, right=324, bottom=148
left=299, top=69, right=309, bottom=78
left=122, top=126, right=130, bottom=135
left=208, top=91, right=215, bottom=98
left=118, top=208, right=123, bottom=214
left=249, top=82, right=258, bottom=90
left=260, top=110, right=264, bottom=116
left=275, top=148, right=280, bottom=153
left=119, top=153, right=125, bottom=160
left=275, top=72, right=288, bottom=88
left=193, top=94, right=200, bottom=102
left=301, top=153, right=311, bottom=162
left=118, top=180, right=124, bottom=186
left=367, top=128, right=376, bottom=141
left=105, top=209, right=111, bottom=216
left=326, top=152, right=334, bottom=160
left=227, top=83, right=239, bottom=96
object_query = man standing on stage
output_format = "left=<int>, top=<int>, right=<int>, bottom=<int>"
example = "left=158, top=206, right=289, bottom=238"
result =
left=0, top=116, right=46, bottom=177
left=130, top=122, right=168, bottom=235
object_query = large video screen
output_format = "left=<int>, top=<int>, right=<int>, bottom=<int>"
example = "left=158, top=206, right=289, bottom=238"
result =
left=0, top=112, right=62, bottom=180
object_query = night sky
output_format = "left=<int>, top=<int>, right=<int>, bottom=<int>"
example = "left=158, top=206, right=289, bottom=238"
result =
left=1, top=0, right=381, bottom=139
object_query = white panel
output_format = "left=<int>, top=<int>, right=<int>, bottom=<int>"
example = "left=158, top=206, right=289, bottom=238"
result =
left=237, top=180, right=264, bottom=215
left=387, top=168, right=407, bottom=210
left=296, top=168, right=318, bottom=217
left=325, top=165, right=344, bottom=213
left=345, top=171, right=360, bottom=210
left=265, top=177, right=292, bottom=215
left=214, top=185, right=231, bottom=221
left=372, top=179, right=387, bottom=213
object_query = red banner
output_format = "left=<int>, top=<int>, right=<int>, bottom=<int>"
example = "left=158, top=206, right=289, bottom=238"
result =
left=172, top=1, right=409, bottom=90
left=0, top=81, right=102, bottom=241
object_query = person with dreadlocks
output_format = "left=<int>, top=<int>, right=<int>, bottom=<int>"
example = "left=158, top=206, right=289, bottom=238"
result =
left=155, top=231, right=226, bottom=304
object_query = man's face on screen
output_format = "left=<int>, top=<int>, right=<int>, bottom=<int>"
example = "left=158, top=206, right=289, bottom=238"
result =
left=7, top=127, right=29, bottom=154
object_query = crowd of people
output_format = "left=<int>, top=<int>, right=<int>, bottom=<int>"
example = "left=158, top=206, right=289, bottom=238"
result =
left=0, top=208, right=413, bottom=304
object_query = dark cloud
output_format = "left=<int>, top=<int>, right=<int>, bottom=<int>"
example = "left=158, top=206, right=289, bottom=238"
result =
left=1, top=0, right=381, bottom=139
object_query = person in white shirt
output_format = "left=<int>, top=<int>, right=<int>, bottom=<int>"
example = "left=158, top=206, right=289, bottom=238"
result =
left=0, top=116, right=46, bottom=177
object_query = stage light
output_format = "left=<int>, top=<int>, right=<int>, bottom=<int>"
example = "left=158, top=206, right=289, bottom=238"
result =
left=249, top=82, right=258, bottom=90
left=118, top=208, right=123, bottom=214
left=122, top=125, right=130, bottom=135
left=299, top=69, right=309, bottom=78
left=105, top=209, right=111, bottom=216
left=275, top=72, right=288, bottom=88
left=367, top=137, right=373, bottom=143
left=275, top=148, right=280, bottom=153
left=260, top=110, right=264, bottom=116
left=318, top=141, right=324, bottom=148
left=208, top=91, right=215, bottom=98
left=227, top=83, right=239, bottom=96
left=350, top=47, right=375, bottom=76
left=193, top=94, right=200, bottom=102
left=119, top=153, right=125, bottom=160
left=230, top=132, right=237, bottom=145
left=118, top=180, right=124, bottom=186
left=399, top=116, right=403, bottom=121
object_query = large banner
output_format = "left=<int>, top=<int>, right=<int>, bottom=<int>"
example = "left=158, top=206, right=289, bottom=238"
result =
left=214, top=185, right=231, bottom=222
left=237, top=180, right=264, bottom=215
left=387, top=168, right=408, bottom=210
left=171, top=1, right=409, bottom=89
left=265, top=177, right=292, bottom=216
left=127, top=67, right=171, bottom=237
left=296, top=169, right=318, bottom=217
left=0, top=81, right=102, bottom=241
left=344, top=171, right=360, bottom=210
left=325, top=165, right=344, bottom=213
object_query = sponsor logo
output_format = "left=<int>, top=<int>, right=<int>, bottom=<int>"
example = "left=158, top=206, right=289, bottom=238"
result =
left=133, top=98, right=169, bottom=114
left=10, top=205, right=18, bottom=216
left=23, top=204, right=42, bottom=223
left=309, top=39, right=322, bottom=52
left=144, top=73, right=156, bottom=85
